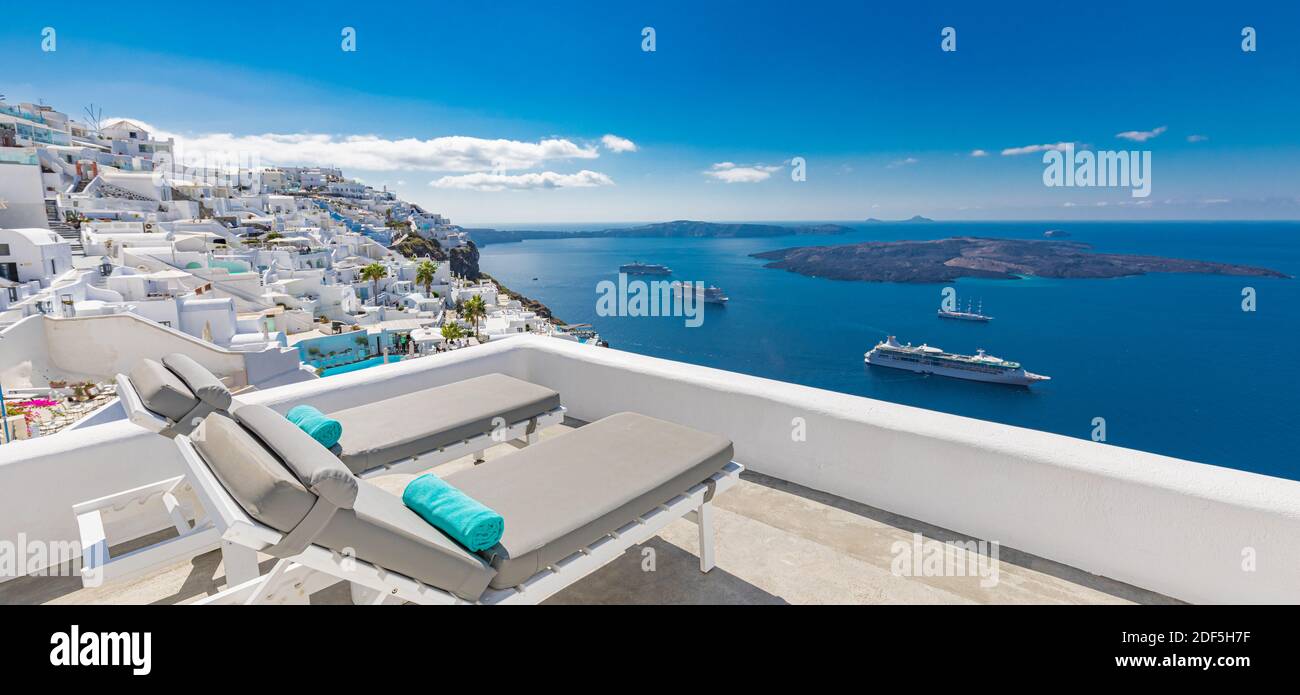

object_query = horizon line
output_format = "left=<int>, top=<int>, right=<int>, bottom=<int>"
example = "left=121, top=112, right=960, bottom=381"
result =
left=461, top=217, right=1300, bottom=227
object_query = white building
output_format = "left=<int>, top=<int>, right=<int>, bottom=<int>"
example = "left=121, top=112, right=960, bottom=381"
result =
left=326, top=180, right=366, bottom=198
left=0, top=148, right=50, bottom=228
left=0, top=102, right=72, bottom=147
left=100, top=119, right=173, bottom=160
left=258, top=168, right=288, bottom=194
left=299, top=170, right=327, bottom=188
left=0, top=228, right=73, bottom=284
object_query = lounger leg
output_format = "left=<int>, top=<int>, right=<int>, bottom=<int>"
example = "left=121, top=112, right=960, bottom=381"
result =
left=696, top=501, right=715, bottom=573
left=350, top=582, right=400, bottom=605
left=525, top=432, right=540, bottom=445
left=473, top=449, right=486, bottom=464
left=221, top=540, right=260, bottom=587
left=243, top=560, right=312, bottom=604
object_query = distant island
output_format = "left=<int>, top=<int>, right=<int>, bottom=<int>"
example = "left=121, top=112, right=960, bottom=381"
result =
left=751, top=237, right=1291, bottom=283
left=468, top=220, right=852, bottom=246
left=864, top=215, right=935, bottom=224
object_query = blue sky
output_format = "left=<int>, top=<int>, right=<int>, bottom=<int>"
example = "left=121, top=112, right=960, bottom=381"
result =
left=4, top=1, right=1298, bottom=224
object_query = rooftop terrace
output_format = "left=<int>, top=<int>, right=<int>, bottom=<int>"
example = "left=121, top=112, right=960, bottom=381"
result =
left=0, top=421, right=1169, bottom=605
left=1, top=335, right=1296, bottom=604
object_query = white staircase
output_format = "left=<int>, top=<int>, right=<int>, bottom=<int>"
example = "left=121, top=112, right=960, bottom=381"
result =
left=44, top=199, right=84, bottom=256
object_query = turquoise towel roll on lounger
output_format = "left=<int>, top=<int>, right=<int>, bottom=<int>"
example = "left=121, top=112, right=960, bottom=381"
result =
left=285, top=405, right=343, bottom=449
left=403, top=474, right=505, bottom=552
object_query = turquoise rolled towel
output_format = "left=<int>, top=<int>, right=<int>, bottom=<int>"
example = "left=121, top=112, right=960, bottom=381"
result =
left=402, top=474, right=505, bottom=552
left=285, top=404, right=343, bottom=449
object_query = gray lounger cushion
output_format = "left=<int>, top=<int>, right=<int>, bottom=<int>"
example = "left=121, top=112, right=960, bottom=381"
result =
left=234, top=405, right=357, bottom=509
left=192, top=411, right=495, bottom=600
left=162, top=353, right=232, bottom=411
left=128, top=358, right=198, bottom=422
left=444, top=411, right=734, bottom=589
left=332, top=373, right=561, bottom=474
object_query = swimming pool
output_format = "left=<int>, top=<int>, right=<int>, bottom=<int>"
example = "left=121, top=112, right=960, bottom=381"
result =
left=318, top=356, right=402, bottom=377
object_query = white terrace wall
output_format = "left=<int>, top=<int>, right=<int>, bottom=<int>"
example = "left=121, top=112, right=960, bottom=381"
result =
left=45, top=314, right=249, bottom=386
left=0, top=314, right=248, bottom=389
left=508, top=338, right=1300, bottom=605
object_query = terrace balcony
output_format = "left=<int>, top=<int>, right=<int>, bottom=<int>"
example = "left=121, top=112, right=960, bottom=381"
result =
left=1, top=335, right=1297, bottom=604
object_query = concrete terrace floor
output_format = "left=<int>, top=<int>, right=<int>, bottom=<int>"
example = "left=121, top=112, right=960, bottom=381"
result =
left=0, top=421, right=1177, bottom=605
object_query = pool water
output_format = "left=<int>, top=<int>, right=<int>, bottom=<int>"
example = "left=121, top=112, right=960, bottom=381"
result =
left=318, top=356, right=403, bottom=377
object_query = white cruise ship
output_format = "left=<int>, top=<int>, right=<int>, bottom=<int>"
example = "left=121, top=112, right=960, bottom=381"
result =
left=865, top=336, right=1050, bottom=386
left=672, top=282, right=729, bottom=304
left=619, top=262, right=673, bottom=276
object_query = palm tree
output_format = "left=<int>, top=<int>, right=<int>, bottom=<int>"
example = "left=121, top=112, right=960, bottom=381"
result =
left=415, top=260, right=439, bottom=297
left=359, top=262, right=387, bottom=305
left=440, top=322, right=464, bottom=342
left=461, top=294, right=487, bottom=340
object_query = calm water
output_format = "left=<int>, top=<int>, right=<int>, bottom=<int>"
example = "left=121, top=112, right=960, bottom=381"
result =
left=480, top=221, right=1300, bottom=481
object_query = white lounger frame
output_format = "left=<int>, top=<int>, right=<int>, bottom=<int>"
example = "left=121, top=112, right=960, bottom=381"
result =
left=115, top=373, right=173, bottom=434
left=115, top=373, right=567, bottom=478
left=164, top=430, right=743, bottom=605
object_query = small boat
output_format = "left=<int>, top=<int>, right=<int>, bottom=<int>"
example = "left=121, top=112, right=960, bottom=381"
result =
left=937, top=299, right=992, bottom=322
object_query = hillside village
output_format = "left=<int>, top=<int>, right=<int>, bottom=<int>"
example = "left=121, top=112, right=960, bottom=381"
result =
left=0, top=99, right=597, bottom=440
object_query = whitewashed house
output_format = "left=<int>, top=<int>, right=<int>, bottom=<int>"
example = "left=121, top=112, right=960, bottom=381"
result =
left=100, top=119, right=174, bottom=160
left=0, top=228, right=73, bottom=284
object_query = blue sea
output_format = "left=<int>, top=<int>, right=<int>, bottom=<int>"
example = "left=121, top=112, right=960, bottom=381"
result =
left=479, top=221, right=1299, bottom=481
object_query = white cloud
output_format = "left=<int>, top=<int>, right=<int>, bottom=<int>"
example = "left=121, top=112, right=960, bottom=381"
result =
left=703, top=162, right=782, bottom=183
left=970, top=149, right=988, bottom=157
left=1115, top=126, right=1167, bottom=142
left=1001, top=142, right=1073, bottom=156
left=429, top=170, right=614, bottom=192
left=888, top=157, right=919, bottom=168
left=156, top=128, right=599, bottom=172
left=1187, top=134, right=1209, bottom=143
left=601, top=134, right=638, bottom=153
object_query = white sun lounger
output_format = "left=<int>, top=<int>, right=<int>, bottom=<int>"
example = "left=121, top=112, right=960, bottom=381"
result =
left=116, top=354, right=566, bottom=477
left=80, top=402, right=742, bottom=604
